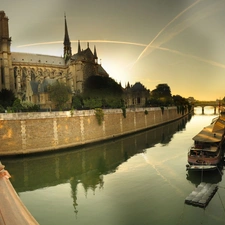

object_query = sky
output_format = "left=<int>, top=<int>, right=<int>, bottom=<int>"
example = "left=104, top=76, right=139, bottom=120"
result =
left=2, top=0, right=225, bottom=101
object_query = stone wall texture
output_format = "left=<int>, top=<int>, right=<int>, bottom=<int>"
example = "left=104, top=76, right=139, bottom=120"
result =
left=0, top=107, right=186, bottom=156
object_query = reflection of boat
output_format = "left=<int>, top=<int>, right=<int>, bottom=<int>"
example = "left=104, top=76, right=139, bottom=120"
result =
left=187, top=116, right=225, bottom=171
left=186, top=168, right=222, bottom=185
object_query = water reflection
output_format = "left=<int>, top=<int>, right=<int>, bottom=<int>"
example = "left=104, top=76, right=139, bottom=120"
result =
left=1, top=114, right=192, bottom=215
left=186, top=169, right=223, bottom=186
left=194, top=106, right=218, bottom=115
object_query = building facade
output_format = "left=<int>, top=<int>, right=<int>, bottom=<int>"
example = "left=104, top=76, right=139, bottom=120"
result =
left=0, top=11, right=108, bottom=110
left=124, top=82, right=150, bottom=107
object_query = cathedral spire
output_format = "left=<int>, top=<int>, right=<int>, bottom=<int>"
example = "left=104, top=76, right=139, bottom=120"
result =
left=78, top=40, right=81, bottom=53
left=63, top=13, right=72, bottom=61
left=94, top=45, right=98, bottom=63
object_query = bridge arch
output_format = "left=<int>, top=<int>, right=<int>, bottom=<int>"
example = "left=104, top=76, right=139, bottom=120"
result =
left=193, top=101, right=220, bottom=114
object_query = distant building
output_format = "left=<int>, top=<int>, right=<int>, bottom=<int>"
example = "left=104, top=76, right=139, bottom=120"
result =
left=124, top=82, right=150, bottom=107
left=0, top=11, right=108, bottom=110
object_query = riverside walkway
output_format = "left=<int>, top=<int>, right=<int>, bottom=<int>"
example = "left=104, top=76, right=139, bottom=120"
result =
left=0, top=162, right=39, bottom=225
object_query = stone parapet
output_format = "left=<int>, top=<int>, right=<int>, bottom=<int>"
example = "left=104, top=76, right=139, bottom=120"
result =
left=0, top=107, right=184, bottom=156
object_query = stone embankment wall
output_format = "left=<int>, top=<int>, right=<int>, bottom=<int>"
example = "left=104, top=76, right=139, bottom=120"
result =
left=0, top=107, right=186, bottom=156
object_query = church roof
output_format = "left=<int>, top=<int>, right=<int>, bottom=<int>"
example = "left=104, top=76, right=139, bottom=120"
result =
left=97, top=64, right=109, bottom=77
left=12, top=52, right=65, bottom=66
left=131, top=82, right=147, bottom=91
left=71, top=47, right=95, bottom=62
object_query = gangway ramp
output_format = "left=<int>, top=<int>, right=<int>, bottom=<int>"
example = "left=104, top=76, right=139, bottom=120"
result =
left=185, top=182, right=218, bottom=208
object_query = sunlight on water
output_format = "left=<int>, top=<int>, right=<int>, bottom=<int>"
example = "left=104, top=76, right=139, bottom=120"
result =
left=194, top=106, right=219, bottom=115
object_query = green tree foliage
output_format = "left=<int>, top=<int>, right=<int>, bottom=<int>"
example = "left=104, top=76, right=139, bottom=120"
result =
left=103, top=97, right=123, bottom=109
left=151, top=84, right=172, bottom=98
left=83, top=76, right=123, bottom=108
left=95, top=108, right=104, bottom=125
left=0, top=105, right=4, bottom=113
left=12, top=99, right=23, bottom=112
left=172, top=95, right=189, bottom=105
left=72, top=95, right=83, bottom=109
left=83, top=76, right=123, bottom=97
left=0, top=89, right=16, bottom=109
left=21, top=101, right=40, bottom=112
left=146, top=97, right=163, bottom=107
left=222, top=97, right=225, bottom=106
left=83, top=98, right=102, bottom=109
left=49, top=81, right=71, bottom=110
left=150, top=84, right=173, bottom=106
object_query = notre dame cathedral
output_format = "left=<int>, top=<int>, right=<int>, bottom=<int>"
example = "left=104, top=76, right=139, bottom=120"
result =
left=0, top=11, right=109, bottom=110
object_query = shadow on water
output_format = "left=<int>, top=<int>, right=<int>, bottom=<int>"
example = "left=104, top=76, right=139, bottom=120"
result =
left=186, top=169, right=223, bottom=186
left=1, top=114, right=192, bottom=214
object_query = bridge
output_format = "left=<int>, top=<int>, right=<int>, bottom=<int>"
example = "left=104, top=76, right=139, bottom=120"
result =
left=193, top=100, right=221, bottom=114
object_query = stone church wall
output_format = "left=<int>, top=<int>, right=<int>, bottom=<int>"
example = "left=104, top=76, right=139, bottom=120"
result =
left=0, top=107, right=184, bottom=156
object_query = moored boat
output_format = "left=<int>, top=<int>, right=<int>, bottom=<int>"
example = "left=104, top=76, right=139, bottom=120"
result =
left=187, top=116, right=225, bottom=171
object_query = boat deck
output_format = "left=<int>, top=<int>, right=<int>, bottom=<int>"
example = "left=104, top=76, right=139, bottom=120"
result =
left=0, top=165, right=39, bottom=224
left=186, top=165, right=217, bottom=171
left=185, top=182, right=218, bottom=208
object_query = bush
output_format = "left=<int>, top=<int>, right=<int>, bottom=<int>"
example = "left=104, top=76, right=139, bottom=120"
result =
left=12, top=99, right=23, bottom=112
left=72, top=95, right=83, bottom=109
left=0, top=105, right=5, bottom=113
left=95, top=108, right=104, bottom=125
left=122, top=106, right=126, bottom=118
left=83, top=98, right=102, bottom=109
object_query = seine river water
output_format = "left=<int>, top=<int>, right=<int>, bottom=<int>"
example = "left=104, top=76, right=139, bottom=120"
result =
left=2, top=107, right=225, bottom=225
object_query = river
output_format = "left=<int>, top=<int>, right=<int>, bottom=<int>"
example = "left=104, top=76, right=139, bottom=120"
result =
left=2, top=106, right=225, bottom=225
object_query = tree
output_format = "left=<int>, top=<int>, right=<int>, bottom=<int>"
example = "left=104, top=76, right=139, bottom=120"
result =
left=0, top=89, right=16, bottom=109
left=83, top=75, right=123, bottom=108
left=150, top=84, right=173, bottom=106
left=222, top=97, right=225, bottom=106
left=21, top=101, right=40, bottom=112
left=83, top=76, right=123, bottom=97
left=173, top=95, right=189, bottom=105
left=49, top=81, right=71, bottom=110
left=0, top=105, right=4, bottom=113
left=72, top=95, right=83, bottom=109
left=12, top=99, right=23, bottom=112
left=83, top=98, right=102, bottom=109
left=151, top=84, right=172, bottom=98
